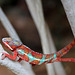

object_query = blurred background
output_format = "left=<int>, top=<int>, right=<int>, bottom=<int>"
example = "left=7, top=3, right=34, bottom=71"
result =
left=0, top=0, right=75, bottom=75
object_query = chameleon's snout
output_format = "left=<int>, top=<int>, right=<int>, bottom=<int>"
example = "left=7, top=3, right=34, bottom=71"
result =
left=2, top=37, right=13, bottom=42
left=2, top=37, right=13, bottom=50
left=2, top=37, right=22, bottom=50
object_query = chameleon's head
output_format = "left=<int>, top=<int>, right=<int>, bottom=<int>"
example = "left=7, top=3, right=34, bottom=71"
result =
left=2, top=37, right=22, bottom=51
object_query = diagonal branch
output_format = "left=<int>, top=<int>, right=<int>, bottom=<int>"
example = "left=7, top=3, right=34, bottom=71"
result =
left=0, top=44, right=34, bottom=75
left=0, top=7, right=35, bottom=75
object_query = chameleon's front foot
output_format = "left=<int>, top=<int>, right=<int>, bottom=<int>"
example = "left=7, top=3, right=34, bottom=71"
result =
left=1, top=50, right=18, bottom=61
left=1, top=52, right=7, bottom=60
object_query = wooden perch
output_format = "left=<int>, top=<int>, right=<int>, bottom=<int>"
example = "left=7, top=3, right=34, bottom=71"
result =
left=0, top=7, right=35, bottom=75
left=0, top=44, right=34, bottom=75
left=25, top=0, right=66, bottom=75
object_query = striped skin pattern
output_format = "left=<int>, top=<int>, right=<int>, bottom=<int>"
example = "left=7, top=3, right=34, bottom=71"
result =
left=1, top=37, right=75, bottom=65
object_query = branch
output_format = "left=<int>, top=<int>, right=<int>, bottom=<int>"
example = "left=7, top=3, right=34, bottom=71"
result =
left=0, top=7, right=35, bottom=75
left=25, top=0, right=66, bottom=75
left=0, top=44, right=34, bottom=75
left=61, top=0, right=75, bottom=37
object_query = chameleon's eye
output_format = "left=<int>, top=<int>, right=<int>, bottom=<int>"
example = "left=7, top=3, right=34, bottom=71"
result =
left=8, top=39, right=22, bottom=49
left=13, top=40, right=22, bottom=46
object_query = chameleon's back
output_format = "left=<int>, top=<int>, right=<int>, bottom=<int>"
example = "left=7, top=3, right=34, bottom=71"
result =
left=2, top=37, right=22, bottom=51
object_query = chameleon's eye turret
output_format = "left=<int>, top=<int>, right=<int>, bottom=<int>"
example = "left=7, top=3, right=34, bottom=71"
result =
left=2, top=37, right=22, bottom=50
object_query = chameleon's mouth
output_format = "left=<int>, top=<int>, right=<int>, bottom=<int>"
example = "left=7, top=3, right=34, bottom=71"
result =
left=2, top=38, right=13, bottom=50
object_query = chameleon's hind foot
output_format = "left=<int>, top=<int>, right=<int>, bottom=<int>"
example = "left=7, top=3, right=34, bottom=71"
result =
left=18, top=58, right=22, bottom=62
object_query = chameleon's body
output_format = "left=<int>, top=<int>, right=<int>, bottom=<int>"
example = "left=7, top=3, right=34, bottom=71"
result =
left=2, top=37, right=75, bottom=65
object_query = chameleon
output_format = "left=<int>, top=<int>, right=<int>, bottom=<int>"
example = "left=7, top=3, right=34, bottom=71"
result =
left=1, top=37, right=75, bottom=65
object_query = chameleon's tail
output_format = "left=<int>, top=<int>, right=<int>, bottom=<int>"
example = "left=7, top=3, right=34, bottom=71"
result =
left=56, top=38, right=75, bottom=58
left=55, top=58, right=75, bottom=62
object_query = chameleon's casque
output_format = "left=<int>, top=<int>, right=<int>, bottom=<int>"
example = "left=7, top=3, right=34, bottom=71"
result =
left=2, top=37, right=22, bottom=50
